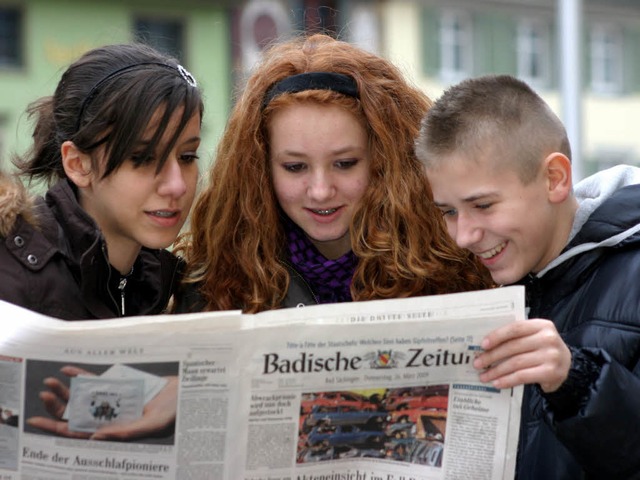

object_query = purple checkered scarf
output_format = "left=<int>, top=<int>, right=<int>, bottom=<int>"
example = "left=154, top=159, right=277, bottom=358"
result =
left=284, top=219, right=356, bottom=304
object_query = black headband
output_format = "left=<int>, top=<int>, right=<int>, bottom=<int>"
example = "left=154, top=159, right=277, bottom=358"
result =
left=75, top=62, right=197, bottom=133
left=262, top=72, right=359, bottom=108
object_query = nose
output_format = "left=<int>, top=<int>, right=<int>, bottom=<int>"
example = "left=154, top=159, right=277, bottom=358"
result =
left=307, top=170, right=335, bottom=202
left=157, top=158, right=188, bottom=198
left=453, top=212, right=482, bottom=249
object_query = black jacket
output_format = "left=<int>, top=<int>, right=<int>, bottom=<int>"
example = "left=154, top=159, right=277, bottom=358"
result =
left=0, top=174, right=183, bottom=320
left=175, top=261, right=319, bottom=313
left=516, top=180, right=640, bottom=479
left=281, top=261, right=319, bottom=308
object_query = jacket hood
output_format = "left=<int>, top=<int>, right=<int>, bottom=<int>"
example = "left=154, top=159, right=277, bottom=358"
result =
left=538, top=165, right=640, bottom=277
left=0, top=171, right=34, bottom=237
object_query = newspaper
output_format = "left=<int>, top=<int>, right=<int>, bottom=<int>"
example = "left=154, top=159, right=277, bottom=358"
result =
left=0, top=286, right=525, bottom=480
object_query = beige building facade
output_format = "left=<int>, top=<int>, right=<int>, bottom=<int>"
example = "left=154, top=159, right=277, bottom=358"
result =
left=374, top=0, right=640, bottom=177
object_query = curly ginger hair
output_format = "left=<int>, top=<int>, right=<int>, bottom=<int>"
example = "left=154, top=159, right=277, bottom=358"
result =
left=177, top=34, right=492, bottom=313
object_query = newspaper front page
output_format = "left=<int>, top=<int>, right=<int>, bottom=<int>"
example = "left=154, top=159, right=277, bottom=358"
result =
left=0, top=286, right=524, bottom=480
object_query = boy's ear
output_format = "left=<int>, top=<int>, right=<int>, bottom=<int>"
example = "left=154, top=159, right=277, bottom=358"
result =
left=61, top=141, right=94, bottom=188
left=544, top=152, right=572, bottom=203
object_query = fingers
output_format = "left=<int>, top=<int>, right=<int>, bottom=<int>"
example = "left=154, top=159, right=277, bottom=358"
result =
left=59, top=365, right=95, bottom=377
left=479, top=319, right=551, bottom=351
left=40, top=376, right=70, bottom=419
left=42, top=377, right=70, bottom=402
left=476, top=347, right=570, bottom=390
left=33, top=371, right=178, bottom=442
left=26, top=416, right=91, bottom=439
left=37, top=366, right=93, bottom=418
left=474, top=319, right=572, bottom=391
left=39, top=391, right=68, bottom=419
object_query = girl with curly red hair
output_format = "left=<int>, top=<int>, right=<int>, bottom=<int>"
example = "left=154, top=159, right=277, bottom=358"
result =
left=175, top=34, right=492, bottom=313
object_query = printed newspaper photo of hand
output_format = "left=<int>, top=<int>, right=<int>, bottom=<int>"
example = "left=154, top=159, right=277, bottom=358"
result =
left=24, top=360, right=179, bottom=444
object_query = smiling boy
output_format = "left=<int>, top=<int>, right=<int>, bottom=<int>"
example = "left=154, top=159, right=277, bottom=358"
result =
left=415, top=74, right=640, bottom=479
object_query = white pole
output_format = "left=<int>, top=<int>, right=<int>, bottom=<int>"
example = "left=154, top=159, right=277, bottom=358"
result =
left=559, top=0, right=583, bottom=181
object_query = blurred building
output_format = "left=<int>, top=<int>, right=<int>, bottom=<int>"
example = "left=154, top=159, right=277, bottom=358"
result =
left=378, top=0, right=640, bottom=176
left=231, top=0, right=640, bottom=176
left=0, top=0, right=230, bottom=170
left=0, top=0, right=377, bottom=170
left=228, top=1, right=381, bottom=85
left=4, top=0, right=637, bottom=176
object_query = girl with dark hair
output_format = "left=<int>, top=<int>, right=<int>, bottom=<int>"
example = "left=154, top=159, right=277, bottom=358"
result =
left=0, top=43, right=203, bottom=319
left=174, top=34, right=492, bottom=314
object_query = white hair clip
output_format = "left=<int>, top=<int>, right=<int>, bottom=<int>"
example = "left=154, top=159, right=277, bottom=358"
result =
left=177, top=64, right=197, bottom=88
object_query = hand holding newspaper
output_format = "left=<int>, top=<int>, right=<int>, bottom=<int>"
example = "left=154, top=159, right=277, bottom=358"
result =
left=0, top=286, right=524, bottom=480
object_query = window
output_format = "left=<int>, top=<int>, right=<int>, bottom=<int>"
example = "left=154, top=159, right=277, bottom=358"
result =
left=517, top=18, right=550, bottom=88
left=590, top=23, right=623, bottom=95
left=439, top=10, right=473, bottom=83
left=134, top=17, right=185, bottom=62
left=0, top=7, right=22, bottom=67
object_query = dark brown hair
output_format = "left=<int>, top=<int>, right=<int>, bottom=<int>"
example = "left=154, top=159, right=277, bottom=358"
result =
left=15, top=43, right=203, bottom=184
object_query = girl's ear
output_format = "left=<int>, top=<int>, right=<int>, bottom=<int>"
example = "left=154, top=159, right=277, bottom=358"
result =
left=61, top=141, right=94, bottom=188
left=544, top=152, right=572, bottom=204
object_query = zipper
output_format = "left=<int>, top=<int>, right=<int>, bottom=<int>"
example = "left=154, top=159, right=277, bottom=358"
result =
left=102, top=242, right=131, bottom=317
left=118, top=277, right=128, bottom=316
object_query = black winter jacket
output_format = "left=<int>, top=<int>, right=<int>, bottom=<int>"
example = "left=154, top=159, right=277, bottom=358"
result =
left=0, top=174, right=183, bottom=320
left=516, top=181, right=640, bottom=479
left=174, top=261, right=319, bottom=313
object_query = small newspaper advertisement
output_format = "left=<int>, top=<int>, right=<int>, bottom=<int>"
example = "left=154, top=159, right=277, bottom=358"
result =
left=0, top=286, right=525, bottom=480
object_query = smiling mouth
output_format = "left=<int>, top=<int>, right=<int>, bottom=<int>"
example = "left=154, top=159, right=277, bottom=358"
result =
left=477, top=242, right=506, bottom=259
left=311, top=208, right=337, bottom=216
left=148, top=210, right=179, bottom=218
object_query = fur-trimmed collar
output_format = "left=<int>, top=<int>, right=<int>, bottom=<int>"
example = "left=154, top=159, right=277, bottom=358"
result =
left=0, top=170, right=34, bottom=237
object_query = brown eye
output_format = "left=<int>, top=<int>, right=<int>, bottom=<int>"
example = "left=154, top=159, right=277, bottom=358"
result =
left=179, top=153, right=199, bottom=164
left=130, top=152, right=155, bottom=167
left=283, top=163, right=305, bottom=173
left=335, top=159, right=358, bottom=169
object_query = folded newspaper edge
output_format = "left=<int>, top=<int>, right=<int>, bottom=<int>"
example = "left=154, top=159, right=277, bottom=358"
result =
left=0, top=286, right=524, bottom=480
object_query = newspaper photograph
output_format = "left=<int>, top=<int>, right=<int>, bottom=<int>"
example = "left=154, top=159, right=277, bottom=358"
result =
left=0, top=286, right=524, bottom=480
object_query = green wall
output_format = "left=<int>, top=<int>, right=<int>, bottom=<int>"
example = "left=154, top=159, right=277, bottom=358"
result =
left=1, top=0, right=230, bottom=170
